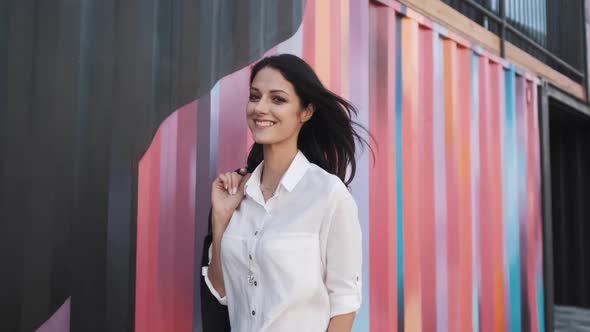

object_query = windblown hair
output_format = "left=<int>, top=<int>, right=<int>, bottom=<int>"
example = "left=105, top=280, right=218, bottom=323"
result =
left=246, top=54, right=374, bottom=187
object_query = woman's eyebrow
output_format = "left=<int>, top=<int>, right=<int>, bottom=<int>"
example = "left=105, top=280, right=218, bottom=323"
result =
left=270, top=89, right=289, bottom=95
left=249, top=87, right=289, bottom=96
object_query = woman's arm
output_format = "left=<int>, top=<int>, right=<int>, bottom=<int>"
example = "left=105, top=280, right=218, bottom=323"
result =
left=323, top=182, right=362, bottom=330
left=206, top=211, right=232, bottom=297
left=327, top=312, right=356, bottom=332
left=206, top=168, right=251, bottom=299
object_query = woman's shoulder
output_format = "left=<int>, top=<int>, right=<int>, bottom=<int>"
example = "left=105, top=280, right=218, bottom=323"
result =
left=305, top=163, right=351, bottom=198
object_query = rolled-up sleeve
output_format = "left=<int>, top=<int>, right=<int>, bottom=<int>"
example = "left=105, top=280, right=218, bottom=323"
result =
left=201, top=243, right=228, bottom=305
left=324, top=182, right=362, bottom=318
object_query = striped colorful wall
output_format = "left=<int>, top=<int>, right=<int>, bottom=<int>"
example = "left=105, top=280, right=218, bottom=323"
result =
left=135, top=0, right=545, bottom=331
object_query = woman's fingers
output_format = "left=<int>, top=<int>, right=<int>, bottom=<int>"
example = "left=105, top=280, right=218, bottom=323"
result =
left=216, top=169, right=248, bottom=195
left=223, top=172, right=233, bottom=195
left=238, top=173, right=251, bottom=194
left=231, top=172, right=243, bottom=195
left=218, top=173, right=229, bottom=191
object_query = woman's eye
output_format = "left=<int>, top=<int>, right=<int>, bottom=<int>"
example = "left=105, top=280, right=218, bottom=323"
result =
left=249, top=94, right=260, bottom=101
left=273, top=97, right=286, bottom=103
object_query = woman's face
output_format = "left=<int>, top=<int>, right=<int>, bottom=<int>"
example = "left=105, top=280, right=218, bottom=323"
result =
left=247, top=67, right=313, bottom=147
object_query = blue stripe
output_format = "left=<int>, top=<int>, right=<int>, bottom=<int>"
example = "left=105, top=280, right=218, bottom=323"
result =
left=504, top=68, right=521, bottom=332
left=395, top=15, right=405, bottom=332
left=433, top=33, right=449, bottom=332
left=471, top=52, right=481, bottom=332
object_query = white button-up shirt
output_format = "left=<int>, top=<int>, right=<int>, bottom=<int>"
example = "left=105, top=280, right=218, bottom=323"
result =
left=202, top=150, right=362, bottom=332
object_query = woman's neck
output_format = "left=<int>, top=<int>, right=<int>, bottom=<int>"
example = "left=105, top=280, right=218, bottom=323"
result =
left=261, top=144, right=298, bottom=188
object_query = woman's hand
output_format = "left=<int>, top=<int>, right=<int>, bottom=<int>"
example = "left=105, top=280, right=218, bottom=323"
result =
left=208, top=167, right=250, bottom=299
left=211, top=167, right=250, bottom=231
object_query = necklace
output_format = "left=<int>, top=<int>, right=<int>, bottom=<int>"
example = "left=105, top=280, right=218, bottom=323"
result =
left=260, top=184, right=278, bottom=194
left=260, top=168, right=279, bottom=197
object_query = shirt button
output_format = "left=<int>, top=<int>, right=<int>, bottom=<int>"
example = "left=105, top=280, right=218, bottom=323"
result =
left=254, top=231, right=258, bottom=236
left=252, top=310, right=256, bottom=316
left=249, top=254, right=253, bottom=260
left=254, top=281, right=258, bottom=286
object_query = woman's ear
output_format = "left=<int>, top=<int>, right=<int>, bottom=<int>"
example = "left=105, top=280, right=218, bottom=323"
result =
left=301, top=104, right=315, bottom=123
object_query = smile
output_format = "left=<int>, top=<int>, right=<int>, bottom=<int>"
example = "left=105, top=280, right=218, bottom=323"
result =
left=255, top=120, right=276, bottom=128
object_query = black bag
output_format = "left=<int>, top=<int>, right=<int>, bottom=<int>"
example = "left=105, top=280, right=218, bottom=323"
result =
left=200, top=208, right=231, bottom=331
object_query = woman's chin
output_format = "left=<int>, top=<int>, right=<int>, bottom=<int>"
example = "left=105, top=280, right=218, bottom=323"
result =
left=253, top=138, right=274, bottom=145
left=251, top=132, right=272, bottom=144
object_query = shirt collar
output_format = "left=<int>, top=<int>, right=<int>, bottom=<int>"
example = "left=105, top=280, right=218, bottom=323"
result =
left=244, top=150, right=310, bottom=197
left=279, top=150, right=310, bottom=192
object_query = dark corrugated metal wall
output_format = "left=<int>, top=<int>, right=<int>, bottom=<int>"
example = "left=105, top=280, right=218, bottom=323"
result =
left=550, top=101, right=590, bottom=309
left=0, top=1, right=304, bottom=331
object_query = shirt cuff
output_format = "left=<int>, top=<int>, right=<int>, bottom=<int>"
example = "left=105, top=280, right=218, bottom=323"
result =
left=329, top=293, right=361, bottom=318
left=201, top=266, right=228, bottom=305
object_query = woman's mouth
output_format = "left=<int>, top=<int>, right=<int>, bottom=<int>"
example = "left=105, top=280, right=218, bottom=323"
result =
left=254, top=120, right=276, bottom=128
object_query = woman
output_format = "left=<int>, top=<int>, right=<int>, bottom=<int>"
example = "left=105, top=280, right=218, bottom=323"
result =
left=202, top=54, right=370, bottom=332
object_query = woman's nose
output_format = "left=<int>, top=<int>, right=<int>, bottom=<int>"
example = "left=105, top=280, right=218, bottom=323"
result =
left=253, top=98, right=270, bottom=114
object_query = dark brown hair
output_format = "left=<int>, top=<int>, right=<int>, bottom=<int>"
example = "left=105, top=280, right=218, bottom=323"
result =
left=246, top=54, right=374, bottom=186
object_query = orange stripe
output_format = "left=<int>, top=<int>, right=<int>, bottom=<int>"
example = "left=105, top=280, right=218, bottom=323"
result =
left=315, top=0, right=330, bottom=86
left=401, top=17, right=423, bottom=332
left=489, top=62, right=507, bottom=332
left=457, top=45, right=474, bottom=332
left=444, top=39, right=462, bottom=332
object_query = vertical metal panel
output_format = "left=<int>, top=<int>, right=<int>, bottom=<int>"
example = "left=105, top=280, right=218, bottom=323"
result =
left=134, top=2, right=546, bottom=331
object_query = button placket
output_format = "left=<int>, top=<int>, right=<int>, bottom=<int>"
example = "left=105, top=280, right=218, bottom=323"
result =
left=247, top=211, right=272, bottom=322
left=248, top=216, right=264, bottom=286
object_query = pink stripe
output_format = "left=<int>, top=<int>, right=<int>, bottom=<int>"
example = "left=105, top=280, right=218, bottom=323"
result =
left=418, top=26, right=437, bottom=332
left=479, top=57, right=496, bottom=332
left=302, top=0, right=316, bottom=67
left=329, top=0, right=342, bottom=94
left=171, top=103, right=197, bottom=331
left=368, top=4, right=397, bottom=331
left=35, top=298, right=70, bottom=332
left=158, top=112, right=179, bottom=332
left=136, top=128, right=162, bottom=332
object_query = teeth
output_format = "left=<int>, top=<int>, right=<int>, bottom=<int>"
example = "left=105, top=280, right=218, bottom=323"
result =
left=255, top=121, right=275, bottom=127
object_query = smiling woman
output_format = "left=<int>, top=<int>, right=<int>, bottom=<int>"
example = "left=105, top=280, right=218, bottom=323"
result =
left=247, top=67, right=315, bottom=155
left=202, top=54, right=373, bottom=332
